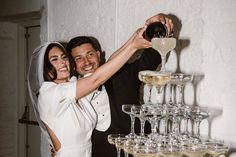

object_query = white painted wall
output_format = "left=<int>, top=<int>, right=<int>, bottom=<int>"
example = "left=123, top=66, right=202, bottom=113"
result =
left=42, top=0, right=236, bottom=152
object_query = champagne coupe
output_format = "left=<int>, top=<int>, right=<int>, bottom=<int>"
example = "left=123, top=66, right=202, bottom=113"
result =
left=152, top=72, right=171, bottom=105
left=206, top=142, right=229, bottom=157
left=138, top=70, right=154, bottom=105
left=146, top=105, right=162, bottom=138
left=122, top=104, right=136, bottom=138
left=151, top=37, right=176, bottom=73
left=107, top=134, right=126, bottom=157
left=170, top=73, right=193, bottom=105
left=123, top=138, right=135, bottom=157
left=160, top=145, right=182, bottom=157
left=133, top=139, right=157, bottom=157
left=139, top=70, right=171, bottom=105
left=131, top=105, right=149, bottom=138
left=191, top=106, right=210, bottom=140
left=182, top=144, right=207, bottom=157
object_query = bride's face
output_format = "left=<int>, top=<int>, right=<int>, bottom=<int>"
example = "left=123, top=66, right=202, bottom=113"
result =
left=48, top=46, right=70, bottom=83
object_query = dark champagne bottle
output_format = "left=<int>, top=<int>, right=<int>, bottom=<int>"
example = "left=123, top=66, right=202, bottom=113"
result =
left=143, top=22, right=167, bottom=41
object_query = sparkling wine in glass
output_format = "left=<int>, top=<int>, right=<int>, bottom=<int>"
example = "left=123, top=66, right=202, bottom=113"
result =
left=107, top=134, right=126, bottom=157
left=123, top=138, right=135, bottom=157
left=133, top=140, right=157, bottom=157
left=139, top=71, right=171, bottom=90
left=138, top=70, right=154, bottom=105
left=160, top=146, right=182, bottom=157
left=150, top=71, right=171, bottom=104
left=139, top=70, right=171, bottom=105
left=151, top=37, right=176, bottom=73
left=207, top=143, right=229, bottom=157
left=182, top=144, right=207, bottom=157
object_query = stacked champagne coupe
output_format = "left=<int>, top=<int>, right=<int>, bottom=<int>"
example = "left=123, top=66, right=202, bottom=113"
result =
left=108, top=22, right=229, bottom=157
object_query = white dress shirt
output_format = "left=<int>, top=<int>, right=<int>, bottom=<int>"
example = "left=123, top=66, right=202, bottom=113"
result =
left=87, top=86, right=111, bottom=131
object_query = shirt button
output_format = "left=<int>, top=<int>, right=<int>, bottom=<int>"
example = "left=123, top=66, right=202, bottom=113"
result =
left=102, top=114, right=104, bottom=116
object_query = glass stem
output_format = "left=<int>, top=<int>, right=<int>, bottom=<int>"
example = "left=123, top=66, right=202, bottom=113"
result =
left=177, top=85, right=184, bottom=104
left=130, top=115, right=135, bottom=135
left=140, top=118, right=146, bottom=137
left=172, top=114, right=181, bottom=138
left=149, top=120, right=155, bottom=134
left=194, top=120, right=201, bottom=139
left=161, top=55, right=166, bottom=71
left=163, top=118, right=168, bottom=137
left=150, top=118, right=157, bottom=134
left=116, top=147, right=121, bottom=157
left=156, top=86, right=164, bottom=105
left=148, top=84, right=152, bottom=103
left=183, top=117, right=188, bottom=135
left=169, top=84, right=174, bottom=104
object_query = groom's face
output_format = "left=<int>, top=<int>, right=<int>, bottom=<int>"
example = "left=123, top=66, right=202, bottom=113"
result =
left=71, top=43, right=101, bottom=76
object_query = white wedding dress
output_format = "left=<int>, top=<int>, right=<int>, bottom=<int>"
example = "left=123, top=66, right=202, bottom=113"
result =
left=38, top=77, right=97, bottom=157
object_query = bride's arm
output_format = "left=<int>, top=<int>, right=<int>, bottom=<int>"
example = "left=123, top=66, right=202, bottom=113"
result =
left=75, top=27, right=151, bottom=100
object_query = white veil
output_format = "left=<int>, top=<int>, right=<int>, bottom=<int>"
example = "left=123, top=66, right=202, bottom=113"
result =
left=27, top=42, right=64, bottom=157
